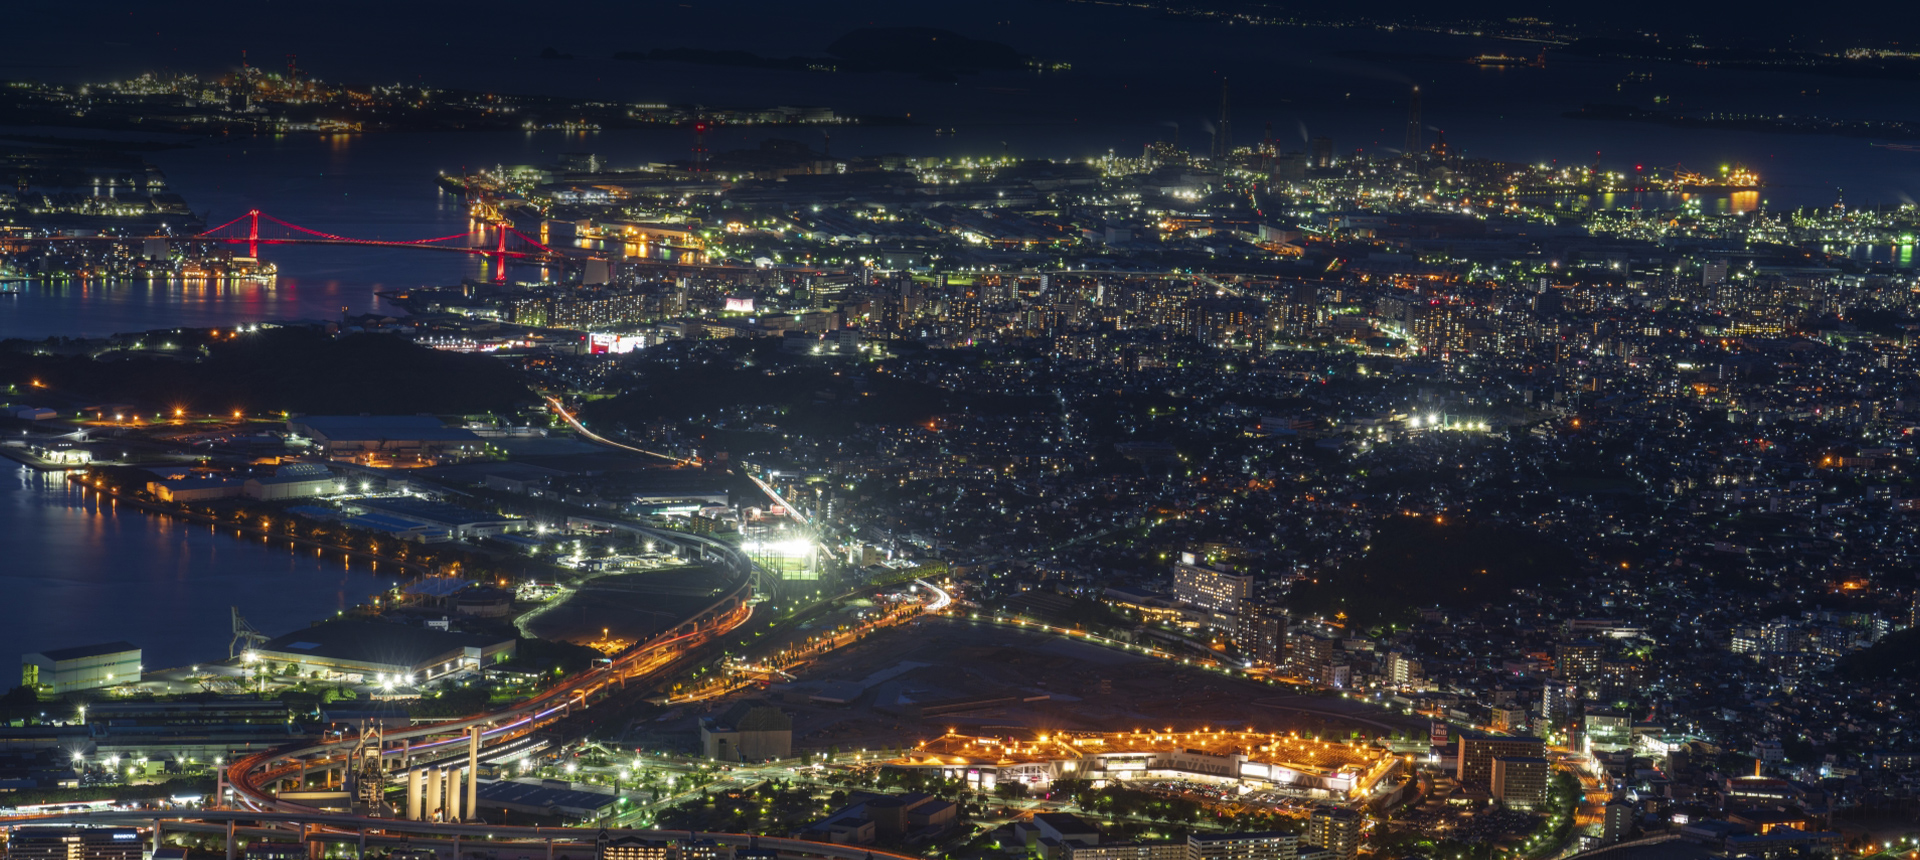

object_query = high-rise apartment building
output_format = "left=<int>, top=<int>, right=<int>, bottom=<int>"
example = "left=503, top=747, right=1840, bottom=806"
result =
left=1602, top=801, right=1635, bottom=844
left=1539, top=680, right=1575, bottom=734
left=1557, top=640, right=1604, bottom=681
left=1286, top=630, right=1338, bottom=685
left=1237, top=608, right=1287, bottom=666
left=1172, top=554, right=1253, bottom=615
left=1491, top=756, right=1552, bottom=808
left=1305, top=808, right=1361, bottom=860
left=1383, top=652, right=1423, bottom=690
left=1189, top=831, right=1298, bottom=860
left=1457, top=733, right=1547, bottom=787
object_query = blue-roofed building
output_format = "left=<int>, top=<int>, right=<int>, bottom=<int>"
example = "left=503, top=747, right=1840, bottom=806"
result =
left=344, top=513, right=453, bottom=543
left=285, top=505, right=339, bottom=520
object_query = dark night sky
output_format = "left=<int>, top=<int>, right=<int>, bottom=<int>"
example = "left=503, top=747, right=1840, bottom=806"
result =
left=6, top=0, right=1906, bottom=91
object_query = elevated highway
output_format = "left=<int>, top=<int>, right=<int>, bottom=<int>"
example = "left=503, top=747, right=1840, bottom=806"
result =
left=10, top=531, right=944, bottom=860
left=13, top=808, right=928, bottom=860
left=221, top=525, right=758, bottom=817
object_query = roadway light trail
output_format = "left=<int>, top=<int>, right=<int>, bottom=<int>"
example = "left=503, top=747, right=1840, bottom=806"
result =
left=915, top=578, right=951, bottom=611
left=545, top=395, right=695, bottom=465
left=745, top=470, right=810, bottom=525
left=217, top=526, right=759, bottom=819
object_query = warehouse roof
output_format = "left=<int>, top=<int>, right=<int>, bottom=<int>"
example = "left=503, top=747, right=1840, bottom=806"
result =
left=259, top=622, right=510, bottom=671
left=354, top=497, right=518, bottom=528
left=291, top=415, right=481, bottom=443
left=476, top=779, right=621, bottom=816
left=31, top=642, right=139, bottom=662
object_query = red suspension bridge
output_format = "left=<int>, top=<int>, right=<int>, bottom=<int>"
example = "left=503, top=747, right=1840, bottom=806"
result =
left=17, top=209, right=572, bottom=282
left=196, top=209, right=567, bottom=276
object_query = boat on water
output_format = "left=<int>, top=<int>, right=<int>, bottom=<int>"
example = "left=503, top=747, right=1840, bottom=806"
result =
left=1469, top=51, right=1546, bottom=67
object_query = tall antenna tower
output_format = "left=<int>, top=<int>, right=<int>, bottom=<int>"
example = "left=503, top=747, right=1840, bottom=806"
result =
left=1405, top=86, right=1423, bottom=154
left=1214, top=79, right=1232, bottom=161
left=692, top=119, right=711, bottom=174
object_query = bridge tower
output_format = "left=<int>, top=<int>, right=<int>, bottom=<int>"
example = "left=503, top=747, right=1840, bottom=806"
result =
left=493, top=227, right=510, bottom=283
left=247, top=209, right=261, bottom=258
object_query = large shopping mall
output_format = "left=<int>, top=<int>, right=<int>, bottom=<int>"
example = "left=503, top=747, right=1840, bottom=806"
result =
left=884, top=728, right=1404, bottom=801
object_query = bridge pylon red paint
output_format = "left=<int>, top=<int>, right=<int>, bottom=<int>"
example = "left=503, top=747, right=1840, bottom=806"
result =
left=184, top=209, right=565, bottom=272
left=492, top=226, right=510, bottom=283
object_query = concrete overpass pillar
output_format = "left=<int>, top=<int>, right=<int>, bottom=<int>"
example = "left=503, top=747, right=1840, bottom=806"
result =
left=356, top=831, right=366, bottom=860
left=306, top=823, right=322, bottom=860
left=422, top=769, right=436, bottom=820
left=430, top=768, right=446, bottom=820
left=444, top=768, right=460, bottom=823
left=407, top=768, right=424, bottom=820
left=466, top=727, right=481, bottom=820
left=453, top=767, right=469, bottom=822
left=545, top=840, right=553, bottom=860
left=225, top=820, right=237, bottom=860
left=451, top=835, right=461, bottom=860
left=150, top=818, right=162, bottom=858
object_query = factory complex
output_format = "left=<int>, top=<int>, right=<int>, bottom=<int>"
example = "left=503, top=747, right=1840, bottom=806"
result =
left=887, top=728, right=1403, bottom=801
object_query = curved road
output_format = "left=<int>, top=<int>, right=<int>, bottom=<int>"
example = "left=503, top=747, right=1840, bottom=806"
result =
left=18, top=427, right=946, bottom=858
left=544, top=396, right=693, bottom=466
left=224, top=525, right=758, bottom=815
left=187, top=532, right=948, bottom=858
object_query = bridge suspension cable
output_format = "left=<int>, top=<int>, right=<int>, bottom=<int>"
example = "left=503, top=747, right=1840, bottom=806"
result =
left=188, top=208, right=562, bottom=258
left=254, top=211, right=473, bottom=245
